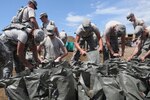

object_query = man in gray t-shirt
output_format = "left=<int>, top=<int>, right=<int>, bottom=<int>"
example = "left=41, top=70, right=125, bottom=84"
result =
left=38, top=25, right=68, bottom=63
left=104, top=20, right=126, bottom=59
left=71, top=18, right=103, bottom=64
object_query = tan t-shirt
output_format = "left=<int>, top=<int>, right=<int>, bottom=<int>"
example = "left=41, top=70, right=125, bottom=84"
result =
left=76, top=23, right=100, bottom=38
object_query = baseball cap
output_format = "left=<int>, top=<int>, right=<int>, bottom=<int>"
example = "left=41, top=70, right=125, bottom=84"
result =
left=134, top=26, right=144, bottom=38
left=46, top=24, right=55, bottom=36
left=126, top=13, right=134, bottom=20
left=29, top=0, right=37, bottom=9
left=82, top=18, right=91, bottom=27
left=40, top=12, right=48, bottom=19
left=115, top=24, right=126, bottom=37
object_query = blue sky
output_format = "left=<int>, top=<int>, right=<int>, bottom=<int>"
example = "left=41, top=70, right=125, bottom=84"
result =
left=0, top=0, right=150, bottom=37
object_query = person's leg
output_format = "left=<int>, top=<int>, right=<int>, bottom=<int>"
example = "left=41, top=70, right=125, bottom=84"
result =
left=13, top=51, right=25, bottom=75
left=0, top=40, right=13, bottom=79
left=103, top=44, right=110, bottom=62
left=86, top=36, right=97, bottom=51
left=71, top=38, right=85, bottom=64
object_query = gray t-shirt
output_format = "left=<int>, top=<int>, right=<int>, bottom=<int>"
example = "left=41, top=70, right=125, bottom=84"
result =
left=21, top=6, right=36, bottom=28
left=22, top=6, right=35, bottom=22
left=4, top=29, right=28, bottom=44
left=76, top=23, right=100, bottom=38
left=104, top=21, right=122, bottom=52
left=104, top=20, right=121, bottom=37
left=40, top=36, right=65, bottom=60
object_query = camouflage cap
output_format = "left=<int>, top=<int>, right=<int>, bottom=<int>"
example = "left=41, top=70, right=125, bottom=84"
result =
left=126, top=13, right=134, bottom=20
left=40, top=12, right=48, bottom=19
left=29, top=0, right=37, bottom=9
left=115, top=24, right=126, bottom=37
left=33, top=29, right=44, bottom=45
left=46, top=24, right=55, bottom=36
left=82, top=18, right=91, bottom=27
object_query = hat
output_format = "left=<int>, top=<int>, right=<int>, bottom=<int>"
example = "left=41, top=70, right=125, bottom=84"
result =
left=115, top=24, right=126, bottom=37
left=126, top=13, right=134, bottom=20
left=82, top=18, right=91, bottom=27
left=33, top=29, right=44, bottom=45
left=40, top=12, right=48, bottom=19
left=46, top=24, right=55, bottom=36
left=134, top=26, right=144, bottom=38
left=29, top=0, right=37, bottom=9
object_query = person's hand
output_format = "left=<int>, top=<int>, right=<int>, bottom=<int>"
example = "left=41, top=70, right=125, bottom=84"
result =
left=139, top=56, right=145, bottom=62
left=120, top=52, right=124, bottom=57
left=40, top=56, right=44, bottom=60
left=113, top=53, right=121, bottom=57
left=127, top=56, right=132, bottom=61
left=98, top=47, right=103, bottom=53
left=54, top=57, right=61, bottom=62
left=80, top=50, right=87, bottom=56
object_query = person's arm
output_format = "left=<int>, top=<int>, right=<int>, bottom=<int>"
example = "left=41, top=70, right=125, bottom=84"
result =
left=17, top=41, right=34, bottom=69
left=120, top=34, right=125, bottom=56
left=140, top=50, right=150, bottom=61
left=55, top=46, right=68, bottom=62
left=74, top=35, right=87, bottom=55
left=95, top=31, right=103, bottom=53
left=30, top=17, right=39, bottom=29
left=31, top=45, right=41, bottom=64
left=105, top=35, right=114, bottom=55
left=37, top=43, right=45, bottom=62
left=127, top=39, right=142, bottom=61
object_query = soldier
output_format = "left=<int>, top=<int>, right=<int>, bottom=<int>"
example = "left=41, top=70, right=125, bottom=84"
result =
left=0, top=28, right=44, bottom=78
left=104, top=20, right=126, bottom=59
left=127, top=26, right=150, bottom=61
left=19, top=0, right=39, bottom=29
left=40, top=12, right=59, bottom=37
left=126, top=13, right=146, bottom=42
left=71, top=18, right=103, bottom=64
left=126, top=12, right=146, bottom=29
left=38, top=25, right=68, bottom=63
left=0, top=0, right=45, bottom=78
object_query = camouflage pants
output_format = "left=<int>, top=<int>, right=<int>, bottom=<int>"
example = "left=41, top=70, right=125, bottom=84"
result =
left=0, top=35, right=25, bottom=79
left=137, top=38, right=150, bottom=58
left=0, top=39, right=13, bottom=79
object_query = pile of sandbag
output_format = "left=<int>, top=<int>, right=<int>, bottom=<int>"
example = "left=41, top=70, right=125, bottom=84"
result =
left=0, top=58, right=150, bottom=100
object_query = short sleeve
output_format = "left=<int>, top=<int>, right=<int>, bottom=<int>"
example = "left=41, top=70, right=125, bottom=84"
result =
left=28, top=7, right=35, bottom=18
left=17, top=31, right=28, bottom=44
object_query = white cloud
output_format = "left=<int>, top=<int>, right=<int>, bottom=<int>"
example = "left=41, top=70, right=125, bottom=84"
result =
left=66, top=12, right=92, bottom=27
left=66, top=13, right=85, bottom=23
left=95, top=7, right=128, bottom=15
left=65, top=0, right=150, bottom=34
left=66, top=22, right=78, bottom=27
